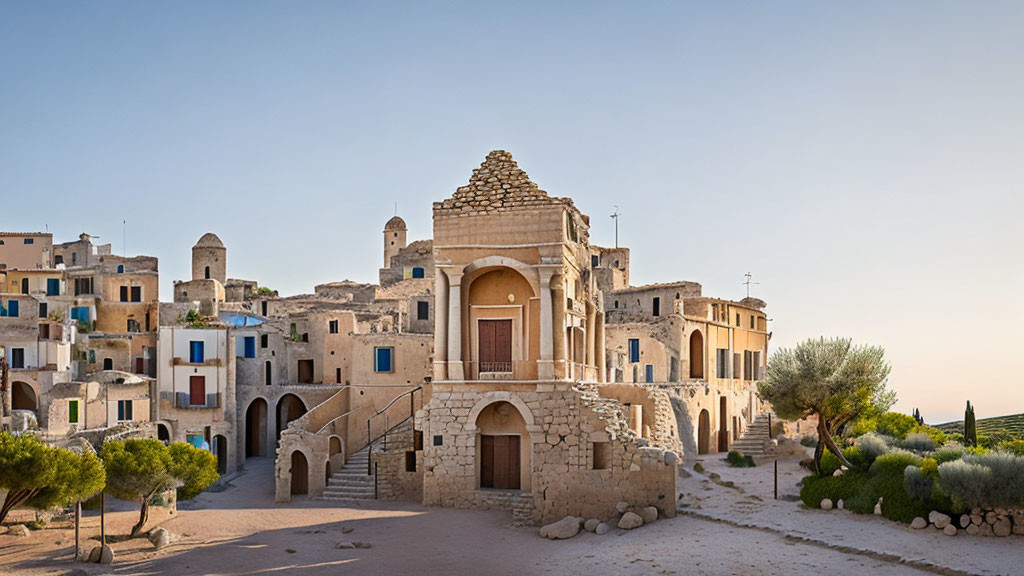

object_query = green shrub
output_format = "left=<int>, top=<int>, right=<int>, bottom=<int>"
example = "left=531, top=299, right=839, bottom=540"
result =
left=800, top=471, right=870, bottom=508
left=937, top=452, right=1024, bottom=511
left=904, top=466, right=933, bottom=500
left=876, top=413, right=919, bottom=440
left=902, top=432, right=936, bottom=452
left=912, top=425, right=948, bottom=447
left=846, top=417, right=876, bottom=438
left=933, top=442, right=966, bottom=464
left=693, top=462, right=704, bottom=473
left=800, top=435, right=817, bottom=447
left=727, top=451, right=747, bottom=467
left=25, top=519, right=47, bottom=531
left=938, top=459, right=992, bottom=511
left=998, top=440, right=1024, bottom=457
left=854, top=433, right=891, bottom=463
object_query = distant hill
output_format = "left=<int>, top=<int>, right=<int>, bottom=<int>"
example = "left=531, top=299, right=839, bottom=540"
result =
left=935, top=413, right=1024, bottom=439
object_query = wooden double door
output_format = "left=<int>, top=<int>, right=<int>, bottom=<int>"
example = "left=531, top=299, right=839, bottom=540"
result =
left=480, top=435, right=520, bottom=490
left=478, top=319, right=513, bottom=372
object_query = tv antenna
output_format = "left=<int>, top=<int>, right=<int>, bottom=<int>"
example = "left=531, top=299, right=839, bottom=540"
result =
left=610, top=206, right=621, bottom=248
left=743, top=272, right=759, bottom=298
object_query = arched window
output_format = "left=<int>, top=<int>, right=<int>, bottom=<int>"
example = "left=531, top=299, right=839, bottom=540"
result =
left=117, top=264, right=124, bottom=274
left=411, top=267, right=425, bottom=279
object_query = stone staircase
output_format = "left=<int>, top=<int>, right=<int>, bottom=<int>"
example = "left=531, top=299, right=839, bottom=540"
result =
left=730, top=412, right=775, bottom=456
left=318, top=446, right=374, bottom=501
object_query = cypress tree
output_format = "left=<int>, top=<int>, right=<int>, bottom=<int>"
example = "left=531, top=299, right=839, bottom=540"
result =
left=964, top=401, right=977, bottom=447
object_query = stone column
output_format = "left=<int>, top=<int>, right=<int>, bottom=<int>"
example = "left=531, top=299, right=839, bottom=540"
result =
left=585, top=301, right=596, bottom=380
left=595, top=303, right=606, bottom=383
left=537, top=268, right=555, bottom=380
left=446, top=270, right=464, bottom=381
left=433, top=270, right=449, bottom=381
left=551, top=275, right=566, bottom=380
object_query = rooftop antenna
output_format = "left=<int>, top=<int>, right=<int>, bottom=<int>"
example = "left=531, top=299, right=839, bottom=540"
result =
left=610, top=206, right=621, bottom=249
left=743, top=272, right=760, bottom=298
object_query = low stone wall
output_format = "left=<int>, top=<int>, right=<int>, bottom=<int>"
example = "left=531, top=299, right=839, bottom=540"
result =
left=956, top=507, right=1024, bottom=537
left=371, top=421, right=423, bottom=503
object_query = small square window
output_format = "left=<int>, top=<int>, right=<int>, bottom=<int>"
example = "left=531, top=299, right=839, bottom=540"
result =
left=117, top=399, right=133, bottom=422
left=593, top=442, right=610, bottom=470
left=24, top=238, right=33, bottom=245
left=433, top=435, right=443, bottom=446
left=329, top=320, right=339, bottom=334
left=374, top=347, right=394, bottom=373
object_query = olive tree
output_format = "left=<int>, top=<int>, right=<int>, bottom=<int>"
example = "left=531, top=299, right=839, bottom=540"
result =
left=758, top=337, right=894, bottom=475
left=0, top=432, right=106, bottom=523
left=101, top=438, right=218, bottom=536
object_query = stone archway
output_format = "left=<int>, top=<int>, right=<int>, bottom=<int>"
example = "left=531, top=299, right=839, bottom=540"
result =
left=246, top=398, right=268, bottom=458
left=276, top=394, right=306, bottom=440
left=474, top=400, right=531, bottom=492
left=290, top=450, right=309, bottom=495
left=698, top=409, right=710, bottom=455
left=157, top=422, right=171, bottom=444
left=11, top=381, right=37, bottom=411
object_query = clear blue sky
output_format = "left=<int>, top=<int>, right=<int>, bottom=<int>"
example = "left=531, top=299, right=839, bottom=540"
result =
left=2, top=2, right=1022, bottom=422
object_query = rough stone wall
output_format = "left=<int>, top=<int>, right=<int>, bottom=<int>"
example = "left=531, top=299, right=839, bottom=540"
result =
left=379, top=240, right=434, bottom=287
left=608, top=282, right=702, bottom=318
left=371, top=421, right=423, bottom=502
left=421, top=382, right=677, bottom=525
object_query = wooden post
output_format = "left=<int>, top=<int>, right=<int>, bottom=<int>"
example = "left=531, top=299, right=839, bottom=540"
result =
left=74, top=500, right=81, bottom=560
left=774, top=459, right=778, bottom=500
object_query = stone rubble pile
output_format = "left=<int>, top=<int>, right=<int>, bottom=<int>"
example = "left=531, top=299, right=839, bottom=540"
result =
left=908, top=507, right=1024, bottom=537
left=434, top=150, right=577, bottom=215
left=538, top=501, right=661, bottom=539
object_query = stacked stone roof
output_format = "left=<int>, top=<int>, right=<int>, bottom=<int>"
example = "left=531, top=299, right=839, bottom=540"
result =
left=434, top=150, right=578, bottom=215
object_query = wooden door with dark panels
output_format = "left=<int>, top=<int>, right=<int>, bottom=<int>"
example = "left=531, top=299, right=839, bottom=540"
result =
left=480, top=435, right=520, bottom=490
left=478, top=319, right=512, bottom=372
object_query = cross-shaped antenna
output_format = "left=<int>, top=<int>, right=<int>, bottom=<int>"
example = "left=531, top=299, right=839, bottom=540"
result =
left=743, top=272, right=760, bottom=298
left=610, top=206, right=621, bottom=249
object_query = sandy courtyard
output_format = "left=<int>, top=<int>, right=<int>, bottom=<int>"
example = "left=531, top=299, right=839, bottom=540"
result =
left=2, top=454, right=1020, bottom=576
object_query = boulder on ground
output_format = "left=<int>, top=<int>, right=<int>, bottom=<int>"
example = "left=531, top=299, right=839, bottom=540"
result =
left=583, top=519, right=600, bottom=533
left=616, top=501, right=630, bottom=514
left=618, top=512, right=643, bottom=530
left=540, top=516, right=581, bottom=540
left=836, top=499, right=844, bottom=511
left=966, top=524, right=980, bottom=536
left=595, top=523, right=611, bottom=535
left=664, top=451, right=679, bottom=466
left=943, top=524, right=957, bottom=536
left=335, top=542, right=356, bottom=549
left=910, top=517, right=927, bottom=529
left=929, top=511, right=951, bottom=529
left=8, top=525, right=29, bottom=537
left=89, top=544, right=114, bottom=564
left=994, top=518, right=1012, bottom=537
left=960, top=514, right=971, bottom=528
left=874, top=499, right=883, bottom=516
left=820, top=498, right=833, bottom=511
left=148, top=527, right=171, bottom=549
left=639, top=507, right=659, bottom=524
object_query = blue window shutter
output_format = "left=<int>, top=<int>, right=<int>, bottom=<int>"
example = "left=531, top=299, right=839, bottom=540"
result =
left=629, top=339, right=640, bottom=363
left=412, top=267, right=425, bottom=279
left=47, top=278, right=59, bottom=296
left=375, top=348, right=392, bottom=372
left=8, top=300, right=18, bottom=317
left=645, top=364, right=654, bottom=383
left=190, top=341, right=205, bottom=363
left=244, top=337, right=255, bottom=358
left=117, top=401, right=125, bottom=421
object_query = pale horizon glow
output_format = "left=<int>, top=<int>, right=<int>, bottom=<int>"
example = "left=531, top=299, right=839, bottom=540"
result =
left=2, top=2, right=1022, bottom=423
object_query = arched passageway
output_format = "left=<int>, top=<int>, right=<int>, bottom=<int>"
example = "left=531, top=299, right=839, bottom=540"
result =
left=698, top=409, right=710, bottom=455
left=290, top=451, right=309, bottom=495
left=246, top=398, right=268, bottom=457
left=11, top=382, right=36, bottom=411
left=276, top=394, right=307, bottom=440
left=157, top=423, right=171, bottom=444
left=689, top=332, right=704, bottom=379
left=476, top=401, right=530, bottom=491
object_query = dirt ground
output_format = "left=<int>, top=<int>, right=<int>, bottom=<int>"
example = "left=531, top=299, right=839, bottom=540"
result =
left=1, top=453, right=1018, bottom=576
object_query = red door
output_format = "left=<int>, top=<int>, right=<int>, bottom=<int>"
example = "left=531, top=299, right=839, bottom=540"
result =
left=189, top=376, right=206, bottom=406
left=478, top=319, right=512, bottom=372
left=135, top=357, right=144, bottom=374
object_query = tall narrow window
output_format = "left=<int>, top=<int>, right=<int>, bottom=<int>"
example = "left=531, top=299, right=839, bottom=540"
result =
left=117, top=400, right=133, bottom=421
left=328, top=320, right=339, bottom=334
left=628, top=339, right=640, bottom=363
left=117, top=264, right=124, bottom=273
left=750, top=316, right=755, bottom=329
left=204, top=266, right=211, bottom=279
left=243, top=336, right=256, bottom=358
left=374, top=347, right=394, bottom=373
left=645, top=364, right=655, bottom=383
left=652, top=297, right=660, bottom=317
left=69, top=400, right=79, bottom=424
left=6, top=300, right=18, bottom=317
left=735, top=313, right=740, bottom=326
left=189, top=376, right=206, bottom=406
left=120, top=286, right=129, bottom=302
left=716, top=349, right=729, bottom=378
left=10, top=348, right=24, bottom=369
left=260, top=334, right=268, bottom=348
left=336, top=367, right=341, bottom=383
left=46, top=278, right=59, bottom=296
left=131, top=286, right=141, bottom=302
left=20, top=278, right=29, bottom=294
left=189, top=341, right=205, bottom=363
left=417, top=301, right=429, bottom=320
left=38, top=302, right=47, bottom=319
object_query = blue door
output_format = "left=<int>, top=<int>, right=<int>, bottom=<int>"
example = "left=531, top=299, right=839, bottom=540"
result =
left=244, top=336, right=256, bottom=358
left=47, top=278, right=60, bottom=296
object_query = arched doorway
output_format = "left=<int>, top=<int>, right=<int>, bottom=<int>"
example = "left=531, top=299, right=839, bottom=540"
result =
left=698, top=409, right=710, bottom=455
left=214, top=435, right=228, bottom=474
left=465, top=266, right=535, bottom=380
left=476, top=401, right=529, bottom=491
left=719, top=397, right=729, bottom=452
left=157, top=423, right=171, bottom=444
left=290, top=451, right=309, bottom=495
left=276, top=394, right=306, bottom=440
left=689, top=332, right=704, bottom=379
left=245, top=398, right=268, bottom=458
left=11, top=381, right=37, bottom=411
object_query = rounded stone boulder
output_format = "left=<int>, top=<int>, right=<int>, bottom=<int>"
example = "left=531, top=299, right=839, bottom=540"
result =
left=664, top=451, right=679, bottom=467
left=929, top=511, right=951, bottom=529
left=540, top=516, right=582, bottom=540
left=943, top=524, right=957, bottom=536
left=910, top=517, right=928, bottom=530
left=639, top=506, right=659, bottom=524
left=960, top=514, right=971, bottom=528
left=7, top=525, right=29, bottom=537
left=994, top=518, right=1012, bottom=537
left=148, top=527, right=171, bottom=549
left=820, top=499, right=833, bottom=511
left=595, top=523, right=611, bottom=535
left=584, top=519, right=600, bottom=533
left=618, top=511, right=644, bottom=530
left=616, top=501, right=631, bottom=514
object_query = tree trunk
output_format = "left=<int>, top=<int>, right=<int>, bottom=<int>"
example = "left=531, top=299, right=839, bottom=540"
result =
left=816, top=417, right=852, bottom=474
left=812, top=437, right=824, bottom=476
left=0, top=488, right=38, bottom=524
left=130, top=498, right=150, bottom=537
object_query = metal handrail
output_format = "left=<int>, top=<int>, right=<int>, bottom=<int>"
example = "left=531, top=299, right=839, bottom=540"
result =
left=365, top=385, right=423, bottom=474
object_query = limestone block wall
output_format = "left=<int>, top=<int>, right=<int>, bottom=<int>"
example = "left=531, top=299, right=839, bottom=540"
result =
left=420, top=382, right=677, bottom=525
left=275, top=429, right=330, bottom=503
left=371, top=421, right=423, bottom=502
